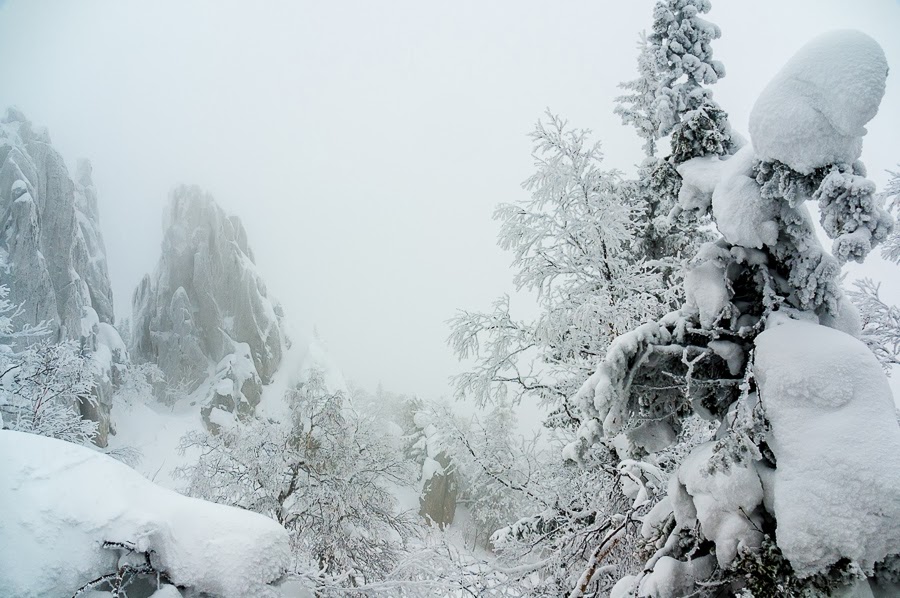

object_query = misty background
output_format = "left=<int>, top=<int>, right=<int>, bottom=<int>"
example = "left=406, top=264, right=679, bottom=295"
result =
left=0, top=0, right=898, bottom=404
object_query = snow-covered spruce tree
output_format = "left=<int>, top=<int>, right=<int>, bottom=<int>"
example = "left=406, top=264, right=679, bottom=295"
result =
left=567, top=31, right=900, bottom=597
left=177, top=369, right=416, bottom=593
left=649, top=0, right=734, bottom=164
left=616, top=0, right=737, bottom=294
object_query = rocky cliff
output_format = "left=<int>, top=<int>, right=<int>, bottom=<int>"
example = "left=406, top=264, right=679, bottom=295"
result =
left=131, top=186, right=286, bottom=424
left=0, top=108, right=124, bottom=445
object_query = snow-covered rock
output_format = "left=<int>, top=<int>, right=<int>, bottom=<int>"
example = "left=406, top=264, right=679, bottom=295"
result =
left=749, top=30, right=888, bottom=174
left=0, top=108, right=123, bottom=444
left=0, top=430, right=290, bottom=598
left=755, top=317, right=900, bottom=576
left=131, top=186, right=286, bottom=422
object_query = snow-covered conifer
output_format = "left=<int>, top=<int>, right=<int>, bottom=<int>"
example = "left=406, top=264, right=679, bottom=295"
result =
left=649, top=0, right=735, bottom=163
left=568, top=29, right=900, bottom=596
left=616, top=33, right=662, bottom=157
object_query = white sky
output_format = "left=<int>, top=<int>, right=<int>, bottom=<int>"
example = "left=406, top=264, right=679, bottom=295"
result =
left=0, top=1, right=898, bottom=403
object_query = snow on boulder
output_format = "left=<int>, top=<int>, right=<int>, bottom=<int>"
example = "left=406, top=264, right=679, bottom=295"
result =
left=676, top=154, right=723, bottom=212
left=754, top=317, right=900, bottom=577
left=749, top=30, right=888, bottom=174
left=0, top=430, right=290, bottom=598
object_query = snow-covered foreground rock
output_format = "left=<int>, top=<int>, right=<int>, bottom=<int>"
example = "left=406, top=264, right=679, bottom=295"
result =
left=0, top=430, right=291, bottom=598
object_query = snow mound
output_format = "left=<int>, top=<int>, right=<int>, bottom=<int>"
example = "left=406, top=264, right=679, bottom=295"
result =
left=637, top=555, right=716, bottom=598
left=755, top=317, right=900, bottom=576
left=684, top=258, right=729, bottom=329
left=0, top=430, right=290, bottom=597
left=670, top=442, right=764, bottom=567
left=678, top=146, right=780, bottom=249
left=749, top=30, right=888, bottom=174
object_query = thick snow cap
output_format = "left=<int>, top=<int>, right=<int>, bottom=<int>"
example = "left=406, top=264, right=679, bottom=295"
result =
left=754, top=317, right=900, bottom=577
left=0, top=430, right=291, bottom=598
left=749, top=30, right=888, bottom=174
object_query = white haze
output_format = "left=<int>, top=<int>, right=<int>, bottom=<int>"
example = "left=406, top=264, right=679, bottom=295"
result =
left=0, top=0, right=898, bottom=404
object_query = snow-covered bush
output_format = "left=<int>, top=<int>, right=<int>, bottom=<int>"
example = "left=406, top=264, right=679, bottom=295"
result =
left=0, top=340, right=97, bottom=444
left=178, top=369, right=415, bottom=593
left=0, top=268, right=101, bottom=444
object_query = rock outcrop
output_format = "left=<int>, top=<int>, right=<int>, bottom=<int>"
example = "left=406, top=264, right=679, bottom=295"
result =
left=131, top=186, right=285, bottom=425
left=0, top=108, right=124, bottom=445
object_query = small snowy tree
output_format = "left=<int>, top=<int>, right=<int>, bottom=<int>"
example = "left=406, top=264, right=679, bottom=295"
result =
left=616, top=32, right=662, bottom=158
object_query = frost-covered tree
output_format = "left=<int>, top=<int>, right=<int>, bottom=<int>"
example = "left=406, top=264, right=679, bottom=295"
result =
left=449, top=7, right=733, bottom=589
left=420, top=399, right=540, bottom=551
left=177, top=369, right=416, bottom=592
left=849, top=278, right=900, bottom=371
left=449, top=112, right=667, bottom=419
left=878, top=166, right=900, bottom=263
left=850, top=167, right=900, bottom=371
left=566, top=30, right=900, bottom=597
